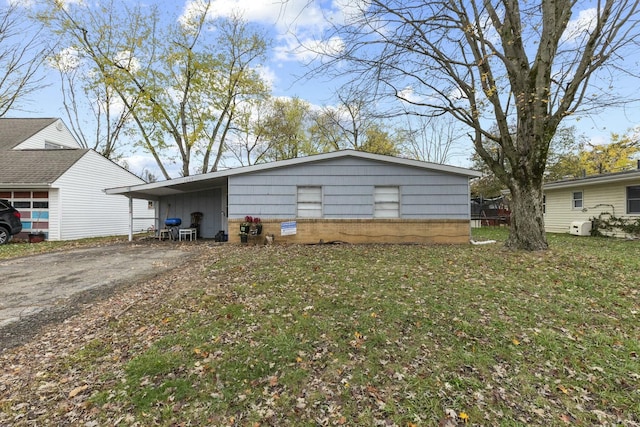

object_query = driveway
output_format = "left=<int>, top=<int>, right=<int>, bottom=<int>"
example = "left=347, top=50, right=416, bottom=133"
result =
left=0, top=242, right=190, bottom=351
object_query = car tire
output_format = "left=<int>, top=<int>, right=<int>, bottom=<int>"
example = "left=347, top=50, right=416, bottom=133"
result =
left=0, top=227, right=9, bottom=245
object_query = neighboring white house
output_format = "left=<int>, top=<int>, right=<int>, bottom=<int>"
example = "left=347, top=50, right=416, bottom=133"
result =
left=0, top=118, right=151, bottom=241
left=107, top=150, right=482, bottom=244
left=543, top=167, right=640, bottom=236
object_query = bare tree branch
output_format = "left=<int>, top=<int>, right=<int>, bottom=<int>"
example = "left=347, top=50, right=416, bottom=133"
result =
left=306, top=0, right=640, bottom=250
left=0, top=3, right=51, bottom=116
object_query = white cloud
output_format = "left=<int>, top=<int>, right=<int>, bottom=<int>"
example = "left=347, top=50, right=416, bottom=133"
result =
left=179, top=0, right=354, bottom=63
left=48, top=47, right=82, bottom=72
left=178, top=0, right=210, bottom=31
left=255, top=64, right=276, bottom=89
left=561, top=8, right=597, bottom=44
left=113, top=51, right=140, bottom=73
left=273, top=33, right=344, bottom=63
left=397, top=86, right=422, bottom=104
left=186, top=0, right=327, bottom=32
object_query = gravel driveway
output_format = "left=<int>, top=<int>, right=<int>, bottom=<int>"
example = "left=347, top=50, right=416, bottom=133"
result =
left=0, top=241, right=190, bottom=351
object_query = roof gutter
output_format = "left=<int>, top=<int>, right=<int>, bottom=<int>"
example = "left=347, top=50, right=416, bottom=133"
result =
left=0, top=183, right=54, bottom=189
left=544, top=173, right=640, bottom=190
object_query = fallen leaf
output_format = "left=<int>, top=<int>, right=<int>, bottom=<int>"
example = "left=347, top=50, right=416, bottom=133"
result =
left=438, top=418, right=457, bottom=427
left=68, top=385, right=89, bottom=398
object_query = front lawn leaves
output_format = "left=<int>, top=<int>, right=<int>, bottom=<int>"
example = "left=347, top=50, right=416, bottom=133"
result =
left=1, top=229, right=639, bottom=426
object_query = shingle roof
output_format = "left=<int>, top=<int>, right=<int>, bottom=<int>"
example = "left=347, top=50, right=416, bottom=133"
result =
left=1, top=149, right=88, bottom=184
left=0, top=118, right=88, bottom=185
left=0, top=118, right=58, bottom=151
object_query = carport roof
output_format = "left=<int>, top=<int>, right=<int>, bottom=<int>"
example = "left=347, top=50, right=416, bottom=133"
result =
left=105, top=150, right=482, bottom=199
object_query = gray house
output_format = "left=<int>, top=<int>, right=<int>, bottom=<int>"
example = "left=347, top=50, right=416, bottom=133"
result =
left=106, top=150, right=481, bottom=244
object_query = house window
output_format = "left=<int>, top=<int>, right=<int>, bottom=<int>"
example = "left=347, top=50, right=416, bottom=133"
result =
left=572, top=191, right=583, bottom=209
left=374, top=186, right=400, bottom=218
left=297, top=186, right=322, bottom=218
left=542, top=194, right=546, bottom=214
left=44, top=141, right=66, bottom=149
left=627, top=186, right=640, bottom=214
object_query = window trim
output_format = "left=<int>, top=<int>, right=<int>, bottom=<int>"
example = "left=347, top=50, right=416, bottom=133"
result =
left=296, top=186, right=322, bottom=218
left=626, top=185, right=640, bottom=214
left=572, top=190, right=583, bottom=210
left=374, top=186, right=400, bottom=218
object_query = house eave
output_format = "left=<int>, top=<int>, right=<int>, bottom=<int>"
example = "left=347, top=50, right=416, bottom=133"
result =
left=105, top=150, right=481, bottom=199
left=0, top=183, right=54, bottom=189
left=544, top=171, right=640, bottom=190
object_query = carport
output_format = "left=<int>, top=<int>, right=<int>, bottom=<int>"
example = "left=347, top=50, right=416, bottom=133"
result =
left=106, top=174, right=229, bottom=241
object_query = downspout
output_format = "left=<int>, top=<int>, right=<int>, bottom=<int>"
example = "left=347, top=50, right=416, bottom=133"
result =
left=468, top=177, right=473, bottom=241
left=128, top=195, right=133, bottom=242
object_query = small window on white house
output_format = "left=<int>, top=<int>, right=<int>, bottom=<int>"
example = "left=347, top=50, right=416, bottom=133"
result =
left=44, top=141, right=67, bottom=149
left=542, top=194, right=546, bottom=214
left=572, top=191, right=583, bottom=209
left=374, top=186, right=400, bottom=218
left=297, top=186, right=322, bottom=218
left=627, top=186, right=640, bottom=214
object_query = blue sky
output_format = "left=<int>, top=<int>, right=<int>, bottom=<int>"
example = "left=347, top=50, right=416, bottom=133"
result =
left=8, top=0, right=640, bottom=175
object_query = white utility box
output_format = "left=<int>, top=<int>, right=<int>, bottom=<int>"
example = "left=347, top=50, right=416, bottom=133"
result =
left=570, top=220, right=592, bottom=236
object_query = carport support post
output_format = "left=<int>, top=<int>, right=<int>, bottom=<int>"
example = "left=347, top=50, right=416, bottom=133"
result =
left=128, top=196, right=133, bottom=242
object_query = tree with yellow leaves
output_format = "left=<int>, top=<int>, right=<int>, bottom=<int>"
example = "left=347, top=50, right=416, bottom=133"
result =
left=579, top=132, right=640, bottom=175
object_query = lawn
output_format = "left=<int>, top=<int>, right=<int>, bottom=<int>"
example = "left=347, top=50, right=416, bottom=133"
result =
left=1, top=228, right=639, bottom=426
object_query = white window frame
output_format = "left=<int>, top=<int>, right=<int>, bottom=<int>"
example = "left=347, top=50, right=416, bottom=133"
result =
left=374, top=186, right=400, bottom=218
left=626, top=185, right=640, bottom=214
left=297, top=186, right=322, bottom=218
left=572, top=191, right=583, bottom=210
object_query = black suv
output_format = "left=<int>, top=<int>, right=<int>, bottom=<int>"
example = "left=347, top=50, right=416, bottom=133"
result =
left=0, top=199, right=22, bottom=244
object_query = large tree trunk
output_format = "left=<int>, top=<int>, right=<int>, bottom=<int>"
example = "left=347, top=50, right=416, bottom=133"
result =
left=506, top=181, right=548, bottom=251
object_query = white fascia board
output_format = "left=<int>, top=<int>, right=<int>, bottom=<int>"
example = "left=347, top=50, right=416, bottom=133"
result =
left=544, top=172, right=640, bottom=190
left=105, top=150, right=481, bottom=197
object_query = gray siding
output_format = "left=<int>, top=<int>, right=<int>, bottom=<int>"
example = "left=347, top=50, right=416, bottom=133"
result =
left=158, top=187, right=224, bottom=238
left=228, top=157, right=470, bottom=220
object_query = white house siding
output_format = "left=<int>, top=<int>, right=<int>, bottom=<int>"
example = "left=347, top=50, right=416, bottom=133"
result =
left=13, top=120, right=80, bottom=150
left=48, top=188, right=61, bottom=240
left=228, top=157, right=471, bottom=220
left=52, top=151, right=148, bottom=240
left=544, top=180, right=640, bottom=234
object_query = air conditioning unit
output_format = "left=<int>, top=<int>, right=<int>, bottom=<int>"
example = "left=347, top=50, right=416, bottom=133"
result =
left=570, top=220, right=592, bottom=236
